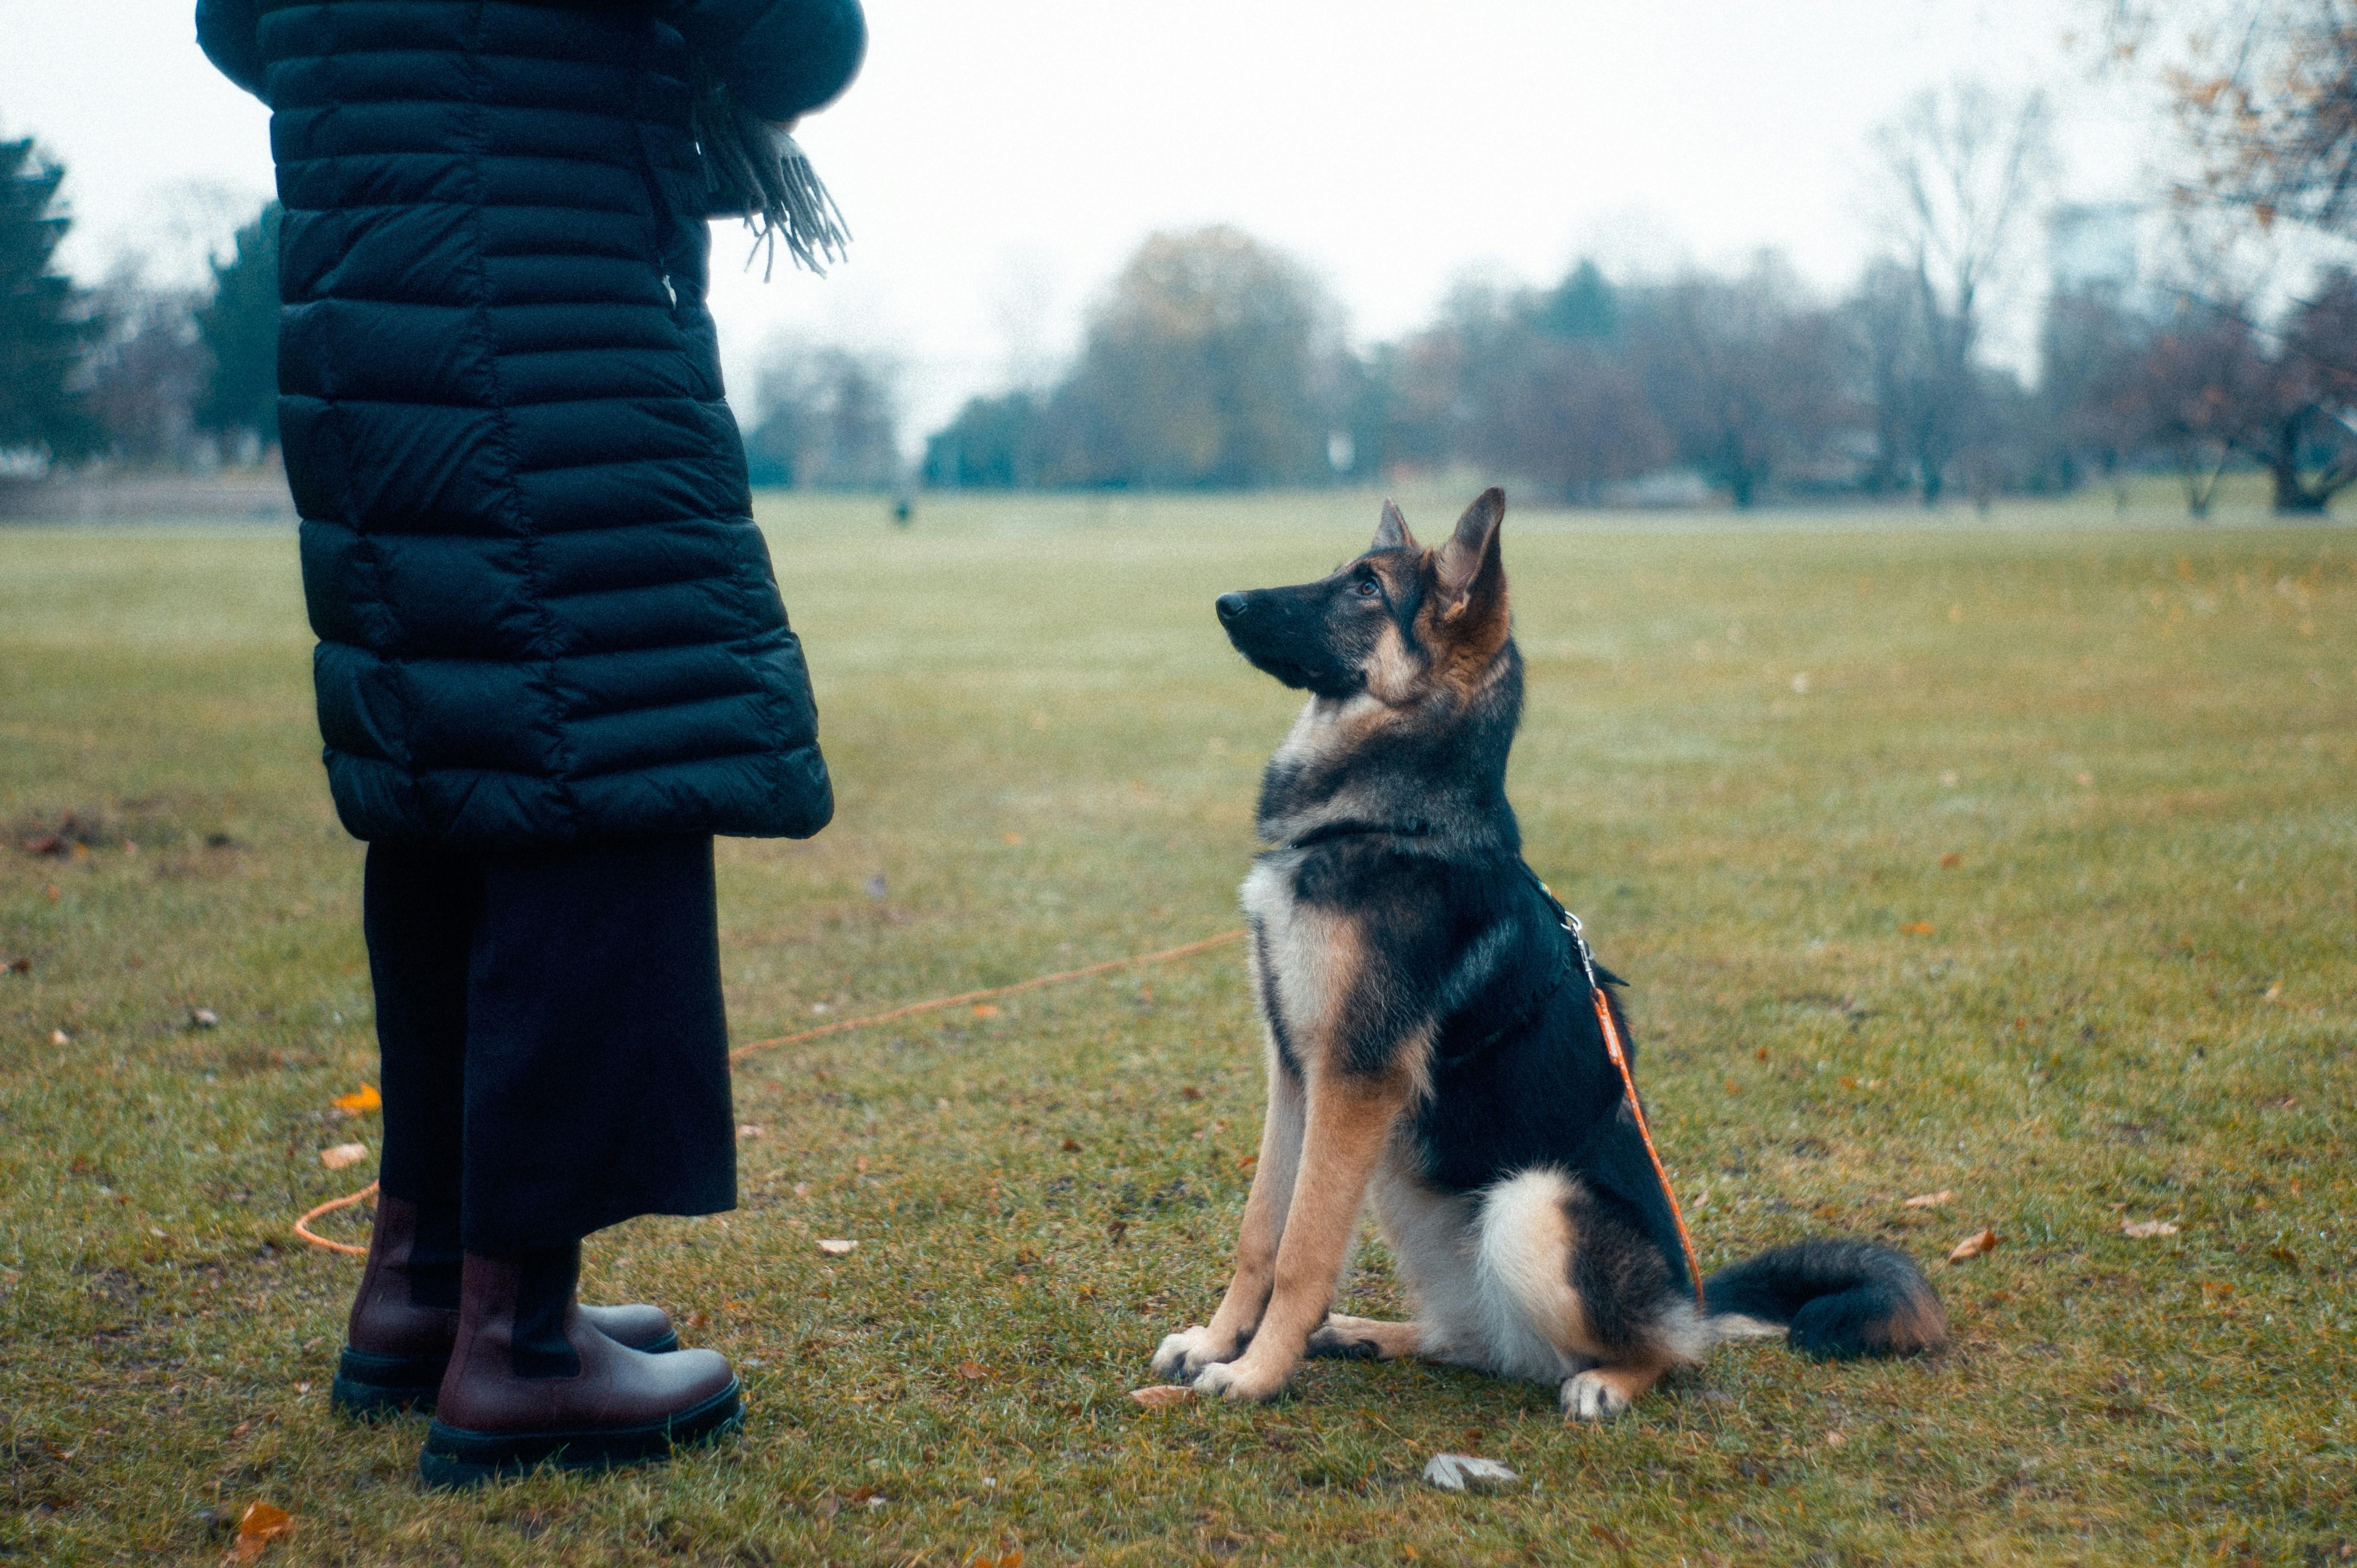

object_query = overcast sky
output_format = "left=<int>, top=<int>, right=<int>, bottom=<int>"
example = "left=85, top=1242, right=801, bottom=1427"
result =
left=3, top=0, right=2164, bottom=441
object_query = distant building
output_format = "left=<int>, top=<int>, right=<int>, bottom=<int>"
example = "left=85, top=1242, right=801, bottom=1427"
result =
left=2048, top=201, right=2143, bottom=300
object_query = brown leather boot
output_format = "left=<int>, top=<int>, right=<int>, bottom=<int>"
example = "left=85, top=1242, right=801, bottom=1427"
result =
left=331, top=1195, right=678, bottom=1418
left=419, top=1247, right=740, bottom=1488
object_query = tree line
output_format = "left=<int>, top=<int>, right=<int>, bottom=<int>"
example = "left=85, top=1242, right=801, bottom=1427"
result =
left=7, top=6, right=2356, bottom=513
left=0, top=138, right=279, bottom=475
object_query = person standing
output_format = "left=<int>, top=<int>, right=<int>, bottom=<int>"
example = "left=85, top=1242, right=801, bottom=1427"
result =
left=195, top=0, right=864, bottom=1486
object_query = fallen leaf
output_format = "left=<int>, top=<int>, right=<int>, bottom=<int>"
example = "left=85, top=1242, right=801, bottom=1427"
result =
left=791, top=1181, right=811, bottom=1198
left=957, top=1360, right=988, bottom=1380
left=190, top=1007, right=220, bottom=1029
left=1180, top=1085, right=1202, bottom=1100
left=1904, top=1190, right=1955, bottom=1209
left=1939, top=851, right=1963, bottom=868
left=971, top=1003, right=1001, bottom=1019
left=1060, top=1137, right=1080, bottom=1152
left=1128, top=1384, right=1193, bottom=1408
left=51, top=1029, right=70, bottom=1045
left=5, top=957, right=28, bottom=974
left=817, top=1237, right=857, bottom=1255
left=319, top=1143, right=368, bottom=1171
left=1901, top=921, right=1936, bottom=936
left=226, top=1501, right=293, bottom=1561
left=331, top=1085, right=380, bottom=1115
left=1421, top=1453, right=1519, bottom=1493
left=1003, top=832, right=1023, bottom=846
left=2121, top=1219, right=2179, bottom=1238
left=1823, top=1429, right=1849, bottom=1448
left=1947, top=1228, right=1999, bottom=1264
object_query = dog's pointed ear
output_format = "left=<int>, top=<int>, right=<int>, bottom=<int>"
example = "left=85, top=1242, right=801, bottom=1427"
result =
left=1434, top=487, right=1506, bottom=619
left=1371, top=499, right=1417, bottom=553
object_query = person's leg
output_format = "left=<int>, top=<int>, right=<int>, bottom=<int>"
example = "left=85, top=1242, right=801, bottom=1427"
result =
left=332, top=842, right=478, bottom=1417
left=421, top=836, right=739, bottom=1483
left=458, top=835, right=735, bottom=1252
left=335, top=842, right=682, bottom=1422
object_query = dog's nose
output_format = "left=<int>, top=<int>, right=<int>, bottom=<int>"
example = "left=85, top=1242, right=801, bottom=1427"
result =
left=1215, top=592, right=1248, bottom=623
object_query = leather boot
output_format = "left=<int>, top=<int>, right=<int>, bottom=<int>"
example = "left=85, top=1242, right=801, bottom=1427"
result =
left=331, top=1195, right=679, bottom=1418
left=419, top=1246, right=740, bottom=1488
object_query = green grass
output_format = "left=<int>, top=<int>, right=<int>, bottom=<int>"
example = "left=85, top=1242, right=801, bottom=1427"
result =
left=2, top=491, right=2352, bottom=1566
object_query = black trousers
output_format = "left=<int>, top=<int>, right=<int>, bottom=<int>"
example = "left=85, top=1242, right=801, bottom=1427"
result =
left=363, top=836, right=735, bottom=1254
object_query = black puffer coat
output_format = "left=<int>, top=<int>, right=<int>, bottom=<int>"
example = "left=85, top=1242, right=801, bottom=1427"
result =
left=195, top=0, right=861, bottom=847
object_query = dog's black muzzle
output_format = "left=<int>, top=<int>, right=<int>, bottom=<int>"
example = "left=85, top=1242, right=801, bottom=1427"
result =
left=1215, top=583, right=1364, bottom=697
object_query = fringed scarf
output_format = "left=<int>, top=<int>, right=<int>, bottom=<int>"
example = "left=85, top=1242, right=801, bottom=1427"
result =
left=689, top=62, right=852, bottom=280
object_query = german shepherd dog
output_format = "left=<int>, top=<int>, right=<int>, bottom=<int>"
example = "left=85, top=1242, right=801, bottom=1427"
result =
left=1152, top=488, right=1946, bottom=1417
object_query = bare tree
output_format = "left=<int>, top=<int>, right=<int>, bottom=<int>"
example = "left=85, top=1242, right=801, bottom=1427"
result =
left=80, top=260, right=211, bottom=467
left=744, top=336, right=903, bottom=489
left=1039, top=227, right=1345, bottom=489
left=2111, top=0, right=2357, bottom=236
left=1625, top=252, right=1846, bottom=508
left=1865, top=81, right=2057, bottom=502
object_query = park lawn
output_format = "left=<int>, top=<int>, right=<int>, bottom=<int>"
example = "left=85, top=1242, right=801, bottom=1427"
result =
left=0, top=491, right=2352, bottom=1567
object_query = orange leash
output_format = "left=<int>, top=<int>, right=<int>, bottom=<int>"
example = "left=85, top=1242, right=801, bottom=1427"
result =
left=295, top=1180, right=378, bottom=1257
left=1591, top=987, right=1706, bottom=1312
left=725, top=928, right=1245, bottom=1061
left=292, top=929, right=1249, bottom=1255
left=1538, top=878, right=1705, bottom=1313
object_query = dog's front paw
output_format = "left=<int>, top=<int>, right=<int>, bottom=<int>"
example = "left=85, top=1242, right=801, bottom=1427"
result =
left=1192, top=1357, right=1285, bottom=1403
left=1560, top=1370, right=1632, bottom=1422
left=1152, top=1326, right=1235, bottom=1381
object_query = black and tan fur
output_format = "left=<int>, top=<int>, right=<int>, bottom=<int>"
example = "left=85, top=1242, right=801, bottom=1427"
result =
left=1153, top=489, right=1947, bottom=1417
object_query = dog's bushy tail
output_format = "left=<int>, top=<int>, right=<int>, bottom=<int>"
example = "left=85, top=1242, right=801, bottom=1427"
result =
left=1702, top=1239, right=1947, bottom=1360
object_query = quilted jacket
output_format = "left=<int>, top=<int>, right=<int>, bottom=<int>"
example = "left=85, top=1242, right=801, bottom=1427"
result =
left=195, top=0, right=862, bottom=845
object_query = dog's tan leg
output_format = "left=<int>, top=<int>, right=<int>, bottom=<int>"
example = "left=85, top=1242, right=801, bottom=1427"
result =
left=1193, top=1070, right=1408, bottom=1402
left=1306, top=1313, right=1424, bottom=1360
left=1561, top=1360, right=1670, bottom=1422
left=1151, top=1055, right=1305, bottom=1380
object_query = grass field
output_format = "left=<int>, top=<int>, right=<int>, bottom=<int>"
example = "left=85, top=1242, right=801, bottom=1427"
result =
left=2, top=490, right=2352, bottom=1566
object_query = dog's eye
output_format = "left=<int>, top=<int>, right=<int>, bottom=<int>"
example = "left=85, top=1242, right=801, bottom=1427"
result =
left=1355, top=576, right=1381, bottom=598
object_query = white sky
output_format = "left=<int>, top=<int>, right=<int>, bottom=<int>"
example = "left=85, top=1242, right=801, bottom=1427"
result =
left=2, top=0, right=2164, bottom=443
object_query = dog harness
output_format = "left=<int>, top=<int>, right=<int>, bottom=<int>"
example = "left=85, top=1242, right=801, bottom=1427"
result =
left=1524, top=866, right=1706, bottom=1312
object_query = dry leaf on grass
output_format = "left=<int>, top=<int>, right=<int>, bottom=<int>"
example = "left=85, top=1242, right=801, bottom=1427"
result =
left=1128, top=1384, right=1193, bottom=1408
left=319, top=1143, right=368, bottom=1171
left=816, top=1237, right=857, bottom=1255
left=2122, top=1219, right=2179, bottom=1238
left=50, top=1029, right=69, bottom=1045
left=965, top=1550, right=1023, bottom=1568
left=971, top=1003, right=1001, bottom=1019
left=331, top=1085, right=380, bottom=1115
left=1947, top=1228, right=1999, bottom=1263
left=956, top=1360, right=988, bottom=1380
left=1904, top=1190, right=1955, bottom=1209
left=1901, top=921, right=1936, bottom=936
left=225, top=1501, right=292, bottom=1561
left=1939, top=852, right=1963, bottom=868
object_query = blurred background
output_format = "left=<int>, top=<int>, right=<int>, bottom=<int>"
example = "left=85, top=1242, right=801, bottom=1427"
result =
left=2, top=0, right=2353, bottom=520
